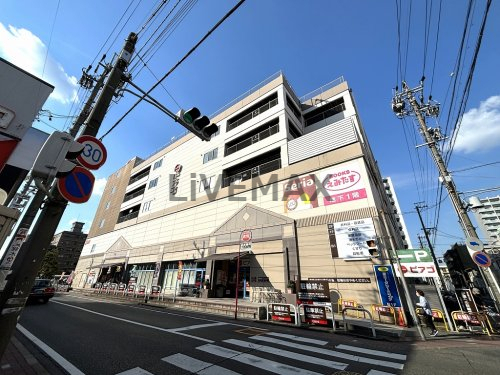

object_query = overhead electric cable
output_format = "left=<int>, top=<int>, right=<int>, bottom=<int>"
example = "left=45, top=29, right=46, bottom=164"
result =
left=429, top=0, right=442, bottom=95
left=100, top=0, right=247, bottom=140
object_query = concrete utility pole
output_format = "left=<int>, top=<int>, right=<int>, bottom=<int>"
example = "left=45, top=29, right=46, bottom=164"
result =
left=0, top=32, right=137, bottom=359
left=392, top=81, right=500, bottom=312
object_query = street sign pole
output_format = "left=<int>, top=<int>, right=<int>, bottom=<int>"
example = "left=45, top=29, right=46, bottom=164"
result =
left=0, top=32, right=138, bottom=359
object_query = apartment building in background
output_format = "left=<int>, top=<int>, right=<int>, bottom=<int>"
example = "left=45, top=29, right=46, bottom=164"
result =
left=51, top=222, right=88, bottom=275
left=382, top=177, right=413, bottom=249
left=73, top=72, right=408, bottom=307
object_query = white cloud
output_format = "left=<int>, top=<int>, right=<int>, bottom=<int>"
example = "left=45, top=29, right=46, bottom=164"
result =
left=93, top=178, right=107, bottom=196
left=452, top=95, right=500, bottom=154
left=0, top=22, right=78, bottom=104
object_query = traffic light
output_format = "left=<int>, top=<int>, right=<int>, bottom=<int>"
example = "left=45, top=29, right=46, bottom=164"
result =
left=366, top=239, right=380, bottom=257
left=177, top=108, right=219, bottom=141
left=32, top=131, right=84, bottom=181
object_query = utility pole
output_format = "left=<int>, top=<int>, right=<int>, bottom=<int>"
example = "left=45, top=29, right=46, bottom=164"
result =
left=0, top=32, right=137, bottom=359
left=392, top=80, right=500, bottom=312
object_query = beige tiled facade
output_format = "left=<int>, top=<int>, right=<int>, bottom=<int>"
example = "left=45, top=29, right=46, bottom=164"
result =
left=74, top=73, right=406, bottom=307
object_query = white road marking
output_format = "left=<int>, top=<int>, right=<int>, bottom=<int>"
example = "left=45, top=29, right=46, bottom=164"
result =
left=249, top=335, right=404, bottom=370
left=335, top=344, right=407, bottom=361
left=51, top=300, right=213, bottom=343
left=224, top=338, right=347, bottom=370
left=17, top=324, right=86, bottom=375
left=366, top=369, right=396, bottom=375
left=169, top=322, right=229, bottom=332
left=114, top=367, right=154, bottom=375
left=163, top=353, right=240, bottom=375
left=197, top=344, right=323, bottom=375
left=264, top=332, right=328, bottom=346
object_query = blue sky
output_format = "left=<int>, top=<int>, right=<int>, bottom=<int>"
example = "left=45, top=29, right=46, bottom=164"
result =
left=1, top=0, right=499, bottom=256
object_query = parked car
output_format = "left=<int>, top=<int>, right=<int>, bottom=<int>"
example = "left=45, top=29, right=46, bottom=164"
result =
left=29, top=278, right=55, bottom=303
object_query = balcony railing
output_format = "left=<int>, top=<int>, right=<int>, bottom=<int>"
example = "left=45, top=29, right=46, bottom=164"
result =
left=225, top=124, right=279, bottom=156
left=227, top=98, right=278, bottom=132
left=117, top=211, right=139, bottom=224
left=304, top=102, right=346, bottom=127
left=223, top=158, right=281, bottom=188
left=123, top=188, right=145, bottom=203
left=128, top=171, right=149, bottom=185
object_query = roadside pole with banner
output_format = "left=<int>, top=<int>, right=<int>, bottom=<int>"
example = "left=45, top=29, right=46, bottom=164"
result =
left=173, top=260, right=183, bottom=302
left=236, top=229, right=252, bottom=320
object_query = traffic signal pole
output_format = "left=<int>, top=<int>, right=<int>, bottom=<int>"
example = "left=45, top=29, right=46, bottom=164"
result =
left=0, top=32, right=137, bottom=359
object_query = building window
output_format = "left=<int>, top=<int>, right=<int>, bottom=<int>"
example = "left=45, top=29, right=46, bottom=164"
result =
left=148, top=177, right=159, bottom=189
left=99, top=219, right=105, bottom=228
left=105, top=201, right=111, bottom=210
left=304, top=98, right=345, bottom=127
left=111, top=186, right=116, bottom=194
left=142, top=200, right=152, bottom=212
left=286, top=94, right=301, bottom=120
left=288, top=120, right=301, bottom=139
left=226, top=92, right=278, bottom=132
left=199, top=176, right=214, bottom=192
left=153, top=159, right=163, bottom=170
left=203, top=148, right=218, bottom=164
left=90, top=244, right=96, bottom=253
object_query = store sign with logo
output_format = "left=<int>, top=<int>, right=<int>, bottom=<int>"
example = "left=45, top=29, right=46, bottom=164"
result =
left=329, top=218, right=376, bottom=259
left=374, top=265, right=401, bottom=307
left=395, top=248, right=437, bottom=278
left=283, top=174, right=319, bottom=213
left=170, top=164, right=182, bottom=195
left=319, top=162, right=367, bottom=206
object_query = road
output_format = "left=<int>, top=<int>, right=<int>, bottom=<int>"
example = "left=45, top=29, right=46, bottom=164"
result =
left=18, top=294, right=499, bottom=375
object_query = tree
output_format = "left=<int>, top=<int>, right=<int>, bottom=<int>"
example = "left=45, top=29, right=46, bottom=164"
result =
left=38, top=246, right=59, bottom=278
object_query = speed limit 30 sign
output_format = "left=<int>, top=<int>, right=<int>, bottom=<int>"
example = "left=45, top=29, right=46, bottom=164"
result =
left=76, top=135, right=107, bottom=170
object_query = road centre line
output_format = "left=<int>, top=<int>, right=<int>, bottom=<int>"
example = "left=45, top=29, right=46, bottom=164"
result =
left=52, top=300, right=213, bottom=343
left=224, top=338, right=347, bottom=370
left=249, top=335, right=404, bottom=370
left=163, top=353, right=240, bottom=375
left=335, top=344, right=407, bottom=361
left=17, top=324, right=86, bottom=375
left=197, top=344, right=323, bottom=375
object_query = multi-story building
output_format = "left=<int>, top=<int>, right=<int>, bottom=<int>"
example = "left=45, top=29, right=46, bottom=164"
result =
left=51, top=222, right=88, bottom=275
left=73, top=72, right=406, bottom=306
left=382, top=177, right=413, bottom=249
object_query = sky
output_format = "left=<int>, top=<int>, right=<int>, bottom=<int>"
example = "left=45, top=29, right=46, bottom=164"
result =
left=1, top=0, right=499, bottom=257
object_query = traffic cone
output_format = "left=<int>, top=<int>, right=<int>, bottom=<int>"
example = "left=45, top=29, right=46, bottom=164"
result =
left=397, top=307, right=407, bottom=327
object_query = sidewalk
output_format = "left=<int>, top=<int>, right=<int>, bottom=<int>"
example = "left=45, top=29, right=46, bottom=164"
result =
left=0, top=330, right=67, bottom=375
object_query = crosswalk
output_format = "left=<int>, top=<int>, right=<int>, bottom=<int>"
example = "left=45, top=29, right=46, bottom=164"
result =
left=115, top=332, right=407, bottom=375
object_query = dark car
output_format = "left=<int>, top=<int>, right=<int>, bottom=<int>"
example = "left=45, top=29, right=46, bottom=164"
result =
left=29, top=279, right=55, bottom=303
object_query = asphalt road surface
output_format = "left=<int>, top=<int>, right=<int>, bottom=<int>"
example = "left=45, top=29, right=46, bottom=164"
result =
left=18, top=294, right=499, bottom=375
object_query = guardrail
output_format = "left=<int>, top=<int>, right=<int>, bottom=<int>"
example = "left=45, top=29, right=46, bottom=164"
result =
left=341, top=306, right=376, bottom=338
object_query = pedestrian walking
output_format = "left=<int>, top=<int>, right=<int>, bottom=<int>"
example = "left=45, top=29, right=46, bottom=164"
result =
left=416, top=289, right=438, bottom=336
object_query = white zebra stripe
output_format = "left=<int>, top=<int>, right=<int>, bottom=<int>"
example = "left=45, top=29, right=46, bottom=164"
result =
left=264, top=332, right=328, bottom=346
left=335, top=344, right=407, bottom=361
left=162, top=353, right=240, bottom=375
left=114, top=367, right=154, bottom=375
left=249, top=335, right=404, bottom=370
left=224, top=338, right=347, bottom=370
left=197, top=343, right=323, bottom=375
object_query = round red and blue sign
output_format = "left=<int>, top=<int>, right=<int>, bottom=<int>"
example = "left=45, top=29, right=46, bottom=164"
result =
left=57, top=166, right=95, bottom=203
left=76, top=135, right=107, bottom=170
left=471, top=251, right=492, bottom=268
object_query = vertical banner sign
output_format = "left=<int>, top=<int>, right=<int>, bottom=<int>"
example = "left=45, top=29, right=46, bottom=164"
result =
left=0, top=227, right=29, bottom=291
left=327, top=223, right=338, bottom=258
left=177, top=261, right=183, bottom=280
left=304, top=305, right=328, bottom=325
left=374, top=265, right=401, bottom=307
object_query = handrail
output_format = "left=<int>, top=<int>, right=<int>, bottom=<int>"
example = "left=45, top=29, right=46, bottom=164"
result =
left=223, top=158, right=281, bottom=187
left=123, top=188, right=145, bottom=202
left=227, top=98, right=278, bottom=132
left=341, top=306, right=376, bottom=338
left=117, top=210, right=139, bottom=223
left=299, top=76, right=345, bottom=103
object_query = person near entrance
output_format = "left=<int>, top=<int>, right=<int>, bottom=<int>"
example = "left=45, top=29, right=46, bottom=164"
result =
left=416, top=289, right=438, bottom=336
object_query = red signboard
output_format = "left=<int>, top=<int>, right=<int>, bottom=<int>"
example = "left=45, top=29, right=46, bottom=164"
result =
left=271, top=304, right=293, bottom=322
left=241, top=230, right=252, bottom=242
left=304, top=305, right=328, bottom=325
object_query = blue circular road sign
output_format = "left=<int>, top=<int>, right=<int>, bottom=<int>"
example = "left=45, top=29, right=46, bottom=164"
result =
left=471, top=251, right=492, bottom=268
left=57, top=166, right=95, bottom=203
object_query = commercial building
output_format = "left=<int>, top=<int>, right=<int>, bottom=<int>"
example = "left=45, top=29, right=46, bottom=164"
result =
left=50, top=222, right=88, bottom=275
left=74, top=73, right=407, bottom=307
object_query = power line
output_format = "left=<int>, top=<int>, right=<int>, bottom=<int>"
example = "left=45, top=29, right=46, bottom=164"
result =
left=429, top=0, right=442, bottom=95
left=100, top=0, right=247, bottom=140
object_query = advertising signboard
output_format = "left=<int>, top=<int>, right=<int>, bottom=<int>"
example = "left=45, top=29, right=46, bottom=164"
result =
left=304, top=305, right=328, bottom=325
left=297, top=280, right=330, bottom=305
left=374, top=265, right=402, bottom=307
left=395, top=248, right=437, bottom=278
left=283, top=174, right=319, bottom=213
left=270, top=304, right=293, bottom=322
left=330, top=218, right=376, bottom=259
left=319, top=161, right=367, bottom=206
